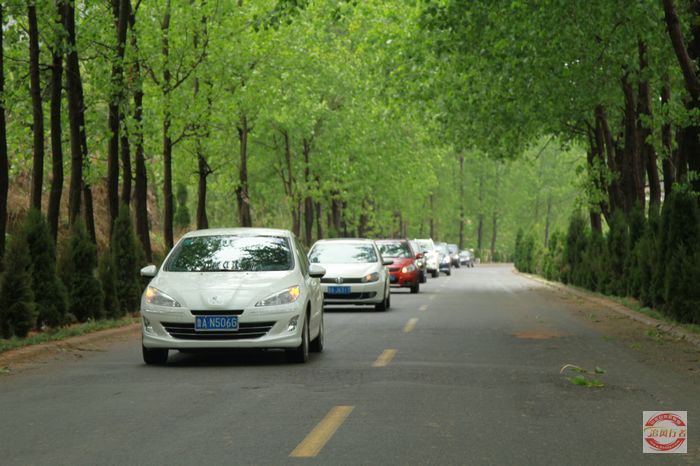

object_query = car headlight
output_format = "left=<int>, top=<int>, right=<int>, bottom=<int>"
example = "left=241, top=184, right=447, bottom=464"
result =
left=255, top=286, right=301, bottom=307
left=144, top=287, right=181, bottom=307
left=416, top=260, right=423, bottom=267
left=442, top=256, right=450, bottom=264
left=402, top=264, right=416, bottom=273
left=362, top=272, right=380, bottom=283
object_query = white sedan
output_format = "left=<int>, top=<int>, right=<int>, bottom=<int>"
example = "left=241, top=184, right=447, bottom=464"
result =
left=308, top=238, right=392, bottom=311
left=139, top=228, right=325, bottom=365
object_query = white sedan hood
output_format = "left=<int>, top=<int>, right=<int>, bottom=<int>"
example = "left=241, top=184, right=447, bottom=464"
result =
left=316, top=263, right=379, bottom=279
left=149, top=270, right=298, bottom=310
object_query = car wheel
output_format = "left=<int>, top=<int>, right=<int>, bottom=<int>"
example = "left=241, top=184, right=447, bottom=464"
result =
left=420, top=271, right=427, bottom=283
left=387, top=291, right=391, bottom=309
left=455, top=263, right=461, bottom=269
left=410, top=282, right=420, bottom=294
left=142, top=345, right=168, bottom=365
left=375, top=290, right=389, bottom=311
left=310, top=314, right=324, bottom=353
left=287, top=316, right=309, bottom=363
left=446, top=268, right=452, bottom=276
left=431, top=270, right=439, bottom=278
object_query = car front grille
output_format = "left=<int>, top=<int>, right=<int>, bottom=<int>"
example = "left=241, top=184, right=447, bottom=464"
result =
left=324, top=292, right=377, bottom=300
left=388, top=267, right=400, bottom=272
left=320, top=277, right=364, bottom=284
left=162, top=321, right=275, bottom=340
left=190, top=310, right=244, bottom=316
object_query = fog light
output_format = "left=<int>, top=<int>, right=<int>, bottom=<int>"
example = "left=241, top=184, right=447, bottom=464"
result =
left=287, top=315, right=299, bottom=332
left=142, top=316, right=154, bottom=334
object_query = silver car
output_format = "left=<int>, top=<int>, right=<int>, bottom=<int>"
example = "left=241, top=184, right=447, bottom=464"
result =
left=309, top=238, right=393, bottom=311
left=140, top=228, right=326, bottom=365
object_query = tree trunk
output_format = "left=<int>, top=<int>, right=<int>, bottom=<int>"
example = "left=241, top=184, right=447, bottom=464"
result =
left=637, top=41, right=661, bottom=214
left=477, top=173, right=484, bottom=251
left=63, top=0, right=88, bottom=228
left=429, top=194, right=435, bottom=239
left=330, top=192, right=342, bottom=239
left=196, top=154, right=210, bottom=229
left=28, top=3, right=44, bottom=211
left=587, top=122, right=610, bottom=224
left=130, top=8, right=151, bottom=261
left=236, top=113, right=252, bottom=227
left=458, top=155, right=465, bottom=249
left=661, top=80, right=675, bottom=197
left=315, top=175, right=322, bottom=240
left=621, top=73, right=644, bottom=212
left=663, top=0, right=700, bottom=199
left=0, top=4, right=8, bottom=261
left=161, top=1, right=174, bottom=249
left=303, top=139, right=313, bottom=245
left=490, top=164, right=500, bottom=259
left=595, top=105, right=623, bottom=213
left=48, top=41, right=64, bottom=241
left=83, top=183, right=96, bottom=243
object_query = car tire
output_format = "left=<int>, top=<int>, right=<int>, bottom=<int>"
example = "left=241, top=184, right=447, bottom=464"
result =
left=287, top=316, right=309, bottom=363
left=410, top=282, right=420, bottom=294
left=446, top=268, right=452, bottom=276
left=375, top=289, right=389, bottom=311
left=420, top=271, right=427, bottom=283
left=310, top=314, right=324, bottom=353
left=431, top=270, right=439, bottom=278
left=143, top=345, right=168, bottom=365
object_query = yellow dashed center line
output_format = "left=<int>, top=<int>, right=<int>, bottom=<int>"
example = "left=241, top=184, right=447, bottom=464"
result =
left=289, top=406, right=354, bottom=457
left=403, top=318, right=418, bottom=333
left=372, top=349, right=397, bottom=367
left=419, top=304, right=428, bottom=311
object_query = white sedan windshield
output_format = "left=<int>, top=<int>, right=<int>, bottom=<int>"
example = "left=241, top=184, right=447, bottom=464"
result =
left=309, top=243, right=377, bottom=264
left=164, top=235, right=293, bottom=272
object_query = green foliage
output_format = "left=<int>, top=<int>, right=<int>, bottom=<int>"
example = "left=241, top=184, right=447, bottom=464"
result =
left=638, top=212, right=660, bottom=308
left=23, top=210, right=67, bottom=328
left=111, top=206, right=142, bottom=314
left=98, top=251, right=121, bottom=319
left=542, top=231, right=565, bottom=281
left=65, top=220, right=104, bottom=322
left=0, top=232, right=37, bottom=338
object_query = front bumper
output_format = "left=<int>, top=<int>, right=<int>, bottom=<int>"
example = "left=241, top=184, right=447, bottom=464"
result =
left=321, top=280, right=384, bottom=305
left=141, top=304, right=304, bottom=349
left=389, top=270, right=419, bottom=287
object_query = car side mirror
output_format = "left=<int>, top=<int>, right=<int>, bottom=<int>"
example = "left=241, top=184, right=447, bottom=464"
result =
left=309, top=264, right=326, bottom=278
left=140, top=265, right=157, bottom=278
left=415, top=252, right=424, bottom=259
left=382, top=258, right=394, bottom=266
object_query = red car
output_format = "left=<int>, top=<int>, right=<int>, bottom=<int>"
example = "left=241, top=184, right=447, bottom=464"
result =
left=377, top=239, right=421, bottom=294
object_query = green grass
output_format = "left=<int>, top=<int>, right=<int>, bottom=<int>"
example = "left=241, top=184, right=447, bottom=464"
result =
left=0, top=316, right=138, bottom=354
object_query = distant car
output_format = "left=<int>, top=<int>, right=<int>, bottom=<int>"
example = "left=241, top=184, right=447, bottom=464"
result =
left=435, top=242, right=452, bottom=276
left=377, top=239, right=421, bottom=294
left=447, top=244, right=461, bottom=268
left=409, top=240, right=428, bottom=283
left=309, top=238, right=393, bottom=311
left=460, top=250, right=475, bottom=267
left=414, top=238, right=440, bottom=278
left=139, top=228, right=326, bottom=365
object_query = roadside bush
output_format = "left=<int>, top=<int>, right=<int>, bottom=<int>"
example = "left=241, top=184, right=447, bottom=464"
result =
left=542, top=231, right=565, bottom=281
left=23, top=209, right=67, bottom=328
left=606, top=210, right=628, bottom=296
left=580, top=232, right=607, bottom=292
left=625, top=207, right=646, bottom=298
left=661, top=190, right=700, bottom=322
left=111, top=205, right=142, bottom=313
left=65, top=220, right=104, bottom=322
left=563, top=212, right=589, bottom=285
left=638, top=212, right=661, bottom=307
left=0, top=232, right=37, bottom=338
left=98, top=250, right=121, bottom=318
left=513, top=229, right=524, bottom=271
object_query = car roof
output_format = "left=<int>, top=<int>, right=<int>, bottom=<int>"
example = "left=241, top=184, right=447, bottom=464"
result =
left=313, top=238, right=374, bottom=244
left=181, top=227, right=293, bottom=238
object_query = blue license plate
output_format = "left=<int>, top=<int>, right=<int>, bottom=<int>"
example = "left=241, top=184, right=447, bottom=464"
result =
left=328, top=286, right=351, bottom=294
left=195, top=315, right=239, bottom=332
left=390, top=275, right=397, bottom=282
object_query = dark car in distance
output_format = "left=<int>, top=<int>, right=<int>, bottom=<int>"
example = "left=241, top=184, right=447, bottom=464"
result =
left=435, top=242, right=452, bottom=276
left=447, top=244, right=461, bottom=268
left=377, top=239, right=421, bottom=293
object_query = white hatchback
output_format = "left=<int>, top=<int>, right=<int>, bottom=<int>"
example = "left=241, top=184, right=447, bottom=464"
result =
left=139, top=228, right=325, bottom=365
left=308, top=239, right=392, bottom=311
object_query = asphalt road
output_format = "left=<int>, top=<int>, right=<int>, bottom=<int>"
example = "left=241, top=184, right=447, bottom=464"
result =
left=1, top=264, right=698, bottom=465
